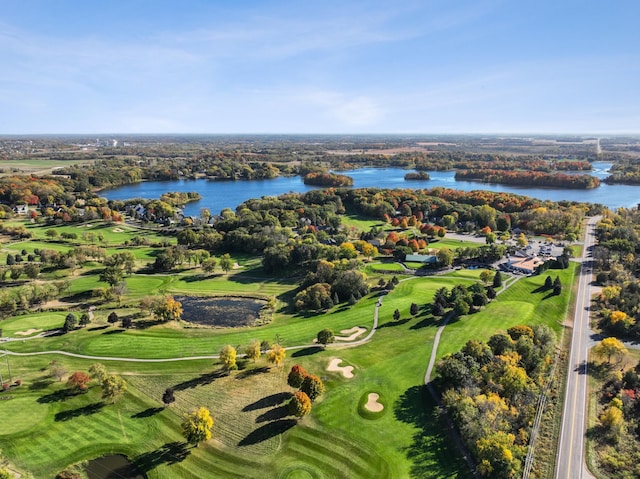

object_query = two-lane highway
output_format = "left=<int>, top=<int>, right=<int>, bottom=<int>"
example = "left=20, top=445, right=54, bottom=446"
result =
left=555, top=216, right=600, bottom=479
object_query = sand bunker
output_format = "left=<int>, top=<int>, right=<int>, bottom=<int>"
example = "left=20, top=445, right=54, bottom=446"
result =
left=327, top=358, right=354, bottom=379
left=364, top=393, right=384, bottom=412
left=112, top=228, right=124, bottom=233
left=335, top=327, right=366, bottom=341
left=14, top=328, right=41, bottom=336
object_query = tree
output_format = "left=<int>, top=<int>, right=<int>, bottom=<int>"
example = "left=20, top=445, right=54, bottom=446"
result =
left=432, top=302, right=446, bottom=317
left=480, top=270, right=493, bottom=284
left=219, top=345, right=238, bottom=373
left=181, top=407, right=214, bottom=446
left=63, top=313, right=77, bottom=333
left=599, top=400, right=625, bottom=440
left=49, top=360, right=67, bottom=382
left=99, top=265, right=124, bottom=287
left=23, top=263, right=40, bottom=280
left=300, top=374, right=325, bottom=402
left=410, top=302, right=419, bottom=316
left=201, top=257, right=217, bottom=274
left=121, top=316, right=133, bottom=329
left=316, top=329, right=335, bottom=347
left=267, top=344, right=286, bottom=367
left=89, top=363, right=108, bottom=383
left=107, top=312, right=119, bottom=325
left=79, top=312, right=91, bottom=327
left=492, top=271, right=503, bottom=288
left=153, top=296, right=183, bottom=322
left=593, top=337, right=627, bottom=364
left=393, top=309, right=401, bottom=321
left=220, top=253, right=233, bottom=273
left=67, top=371, right=91, bottom=393
left=101, top=374, right=127, bottom=403
left=0, top=468, right=13, bottom=479
left=486, top=286, right=497, bottom=300
left=544, top=275, right=553, bottom=289
left=289, top=391, right=312, bottom=418
left=162, top=387, right=176, bottom=406
left=436, top=247, right=454, bottom=267
left=288, top=365, right=308, bottom=388
left=244, top=340, right=262, bottom=363
left=553, top=276, right=562, bottom=295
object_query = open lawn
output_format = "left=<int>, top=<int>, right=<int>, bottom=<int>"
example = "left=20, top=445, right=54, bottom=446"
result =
left=437, top=264, right=578, bottom=358
left=340, top=214, right=386, bottom=233
left=0, top=311, right=66, bottom=337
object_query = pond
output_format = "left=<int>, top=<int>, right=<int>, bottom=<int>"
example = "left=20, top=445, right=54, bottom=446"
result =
left=177, top=296, right=266, bottom=327
left=86, top=454, right=146, bottom=479
left=101, top=162, right=640, bottom=214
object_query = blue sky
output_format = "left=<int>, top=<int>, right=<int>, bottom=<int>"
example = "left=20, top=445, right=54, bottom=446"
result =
left=2, top=1, right=639, bottom=134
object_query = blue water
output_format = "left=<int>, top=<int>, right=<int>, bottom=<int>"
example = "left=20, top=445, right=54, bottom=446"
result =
left=101, top=162, right=640, bottom=215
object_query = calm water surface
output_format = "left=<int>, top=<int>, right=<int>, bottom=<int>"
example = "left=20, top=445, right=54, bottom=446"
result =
left=102, top=162, right=640, bottom=215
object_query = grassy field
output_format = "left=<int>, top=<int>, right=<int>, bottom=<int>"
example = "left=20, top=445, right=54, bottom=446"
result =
left=0, top=216, right=581, bottom=478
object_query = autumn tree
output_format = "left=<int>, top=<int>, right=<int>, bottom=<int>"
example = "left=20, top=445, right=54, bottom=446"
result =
left=162, top=387, right=176, bottom=406
left=219, top=345, right=238, bottom=373
left=67, top=371, right=91, bottom=393
left=181, top=407, right=214, bottom=446
left=289, top=391, right=312, bottom=418
left=287, top=365, right=308, bottom=388
left=594, top=337, right=627, bottom=364
left=267, top=344, right=286, bottom=367
left=153, top=296, right=183, bottom=322
left=599, top=398, right=625, bottom=441
left=300, top=374, right=325, bottom=402
left=101, top=375, right=127, bottom=403
left=244, top=340, right=262, bottom=363
left=480, top=270, right=493, bottom=284
left=316, top=329, right=335, bottom=347
left=89, top=363, right=108, bottom=383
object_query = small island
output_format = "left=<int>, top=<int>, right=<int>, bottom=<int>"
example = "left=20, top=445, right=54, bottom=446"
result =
left=455, top=169, right=600, bottom=189
left=303, top=172, right=354, bottom=187
left=404, top=172, right=431, bottom=181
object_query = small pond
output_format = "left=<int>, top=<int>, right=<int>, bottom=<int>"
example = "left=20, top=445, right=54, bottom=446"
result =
left=177, top=296, right=266, bottom=327
left=86, top=454, right=146, bottom=479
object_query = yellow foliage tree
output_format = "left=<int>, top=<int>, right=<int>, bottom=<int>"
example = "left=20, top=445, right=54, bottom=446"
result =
left=267, top=344, right=286, bottom=367
left=181, top=407, right=214, bottom=446
left=593, top=337, right=627, bottom=364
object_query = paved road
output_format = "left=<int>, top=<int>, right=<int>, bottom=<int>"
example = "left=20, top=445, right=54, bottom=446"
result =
left=555, top=216, right=600, bottom=479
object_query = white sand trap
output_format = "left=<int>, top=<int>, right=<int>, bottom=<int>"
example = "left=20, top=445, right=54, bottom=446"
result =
left=112, top=228, right=124, bottom=233
left=335, top=326, right=366, bottom=341
left=15, top=328, right=41, bottom=336
left=364, top=393, right=384, bottom=412
left=327, top=358, right=354, bottom=379
left=232, top=262, right=241, bottom=269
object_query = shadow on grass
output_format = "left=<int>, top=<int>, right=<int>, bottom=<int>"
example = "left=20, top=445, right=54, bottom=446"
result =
left=37, top=389, right=74, bottom=403
left=102, top=329, right=125, bottom=335
left=29, top=378, right=54, bottom=391
left=88, top=325, right=109, bottom=331
left=394, top=385, right=473, bottom=479
left=236, top=366, right=271, bottom=379
left=410, top=315, right=439, bottom=330
left=256, top=405, right=289, bottom=423
left=181, top=274, right=211, bottom=283
left=132, top=441, right=191, bottom=472
left=586, top=361, right=613, bottom=380
left=173, top=371, right=226, bottom=391
left=378, top=317, right=412, bottom=329
left=238, top=419, right=297, bottom=446
left=291, top=346, right=323, bottom=358
left=55, top=401, right=105, bottom=421
left=243, top=392, right=292, bottom=412
left=132, top=407, right=164, bottom=419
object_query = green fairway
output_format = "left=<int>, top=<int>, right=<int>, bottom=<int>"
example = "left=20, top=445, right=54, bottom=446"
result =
left=437, top=264, right=577, bottom=358
left=0, top=311, right=66, bottom=337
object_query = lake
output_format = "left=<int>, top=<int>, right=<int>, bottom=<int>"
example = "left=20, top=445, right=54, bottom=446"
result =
left=101, top=162, right=640, bottom=215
